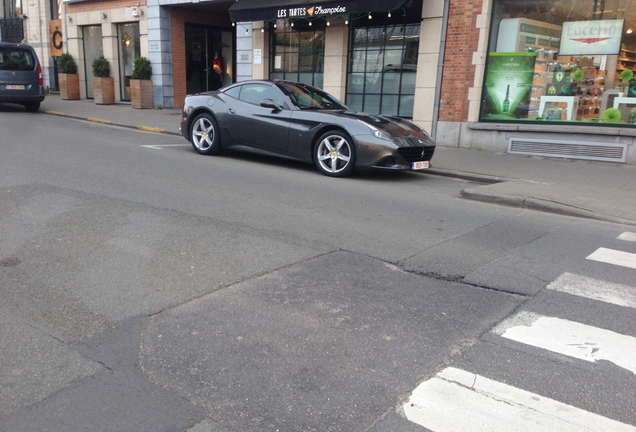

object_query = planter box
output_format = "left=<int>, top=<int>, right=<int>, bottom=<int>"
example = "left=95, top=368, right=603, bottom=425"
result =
left=130, top=79, right=153, bottom=109
left=59, top=73, right=80, bottom=100
left=92, top=77, right=115, bottom=105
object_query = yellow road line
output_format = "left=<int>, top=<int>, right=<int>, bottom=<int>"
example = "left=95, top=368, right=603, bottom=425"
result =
left=87, top=117, right=113, bottom=124
left=138, top=126, right=165, bottom=133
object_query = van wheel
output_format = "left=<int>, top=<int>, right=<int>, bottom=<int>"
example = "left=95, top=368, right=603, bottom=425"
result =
left=24, top=102, right=40, bottom=112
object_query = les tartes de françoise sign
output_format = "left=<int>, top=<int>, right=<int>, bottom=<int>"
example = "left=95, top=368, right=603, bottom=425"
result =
left=559, top=19, right=624, bottom=55
left=276, top=4, right=347, bottom=18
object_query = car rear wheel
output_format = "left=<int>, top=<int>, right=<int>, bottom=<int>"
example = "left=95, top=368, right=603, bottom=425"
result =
left=190, top=113, right=220, bottom=155
left=314, top=131, right=356, bottom=177
left=24, top=102, right=40, bottom=112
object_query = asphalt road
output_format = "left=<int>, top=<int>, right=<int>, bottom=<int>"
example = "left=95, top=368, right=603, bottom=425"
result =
left=1, top=110, right=634, bottom=432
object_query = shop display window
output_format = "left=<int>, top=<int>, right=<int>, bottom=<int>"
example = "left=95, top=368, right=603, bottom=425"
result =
left=270, top=19, right=325, bottom=88
left=482, top=0, right=636, bottom=125
left=346, top=23, right=420, bottom=118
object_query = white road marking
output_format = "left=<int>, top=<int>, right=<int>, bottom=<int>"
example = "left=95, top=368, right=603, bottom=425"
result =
left=404, top=367, right=636, bottom=432
left=547, top=272, right=636, bottom=308
left=586, top=247, right=636, bottom=270
left=140, top=144, right=188, bottom=150
left=618, top=232, right=636, bottom=242
left=492, top=312, right=636, bottom=374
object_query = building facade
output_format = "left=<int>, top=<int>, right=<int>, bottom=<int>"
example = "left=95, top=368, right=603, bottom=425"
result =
left=4, top=0, right=635, bottom=163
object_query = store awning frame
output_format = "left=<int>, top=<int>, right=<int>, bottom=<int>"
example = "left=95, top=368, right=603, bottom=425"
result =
left=228, top=0, right=412, bottom=23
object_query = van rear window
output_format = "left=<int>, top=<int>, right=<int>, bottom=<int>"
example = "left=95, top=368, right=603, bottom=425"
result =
left=0, top=48, right=35, bottom=71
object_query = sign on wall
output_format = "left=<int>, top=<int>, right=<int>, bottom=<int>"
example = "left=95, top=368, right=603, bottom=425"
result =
left=49, top=20, right=63, bottom=56
left=559, top=19, right=624, bottom=55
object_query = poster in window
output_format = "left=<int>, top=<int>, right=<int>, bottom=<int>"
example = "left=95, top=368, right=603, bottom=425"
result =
left=482, top=52, right=536, bottom=120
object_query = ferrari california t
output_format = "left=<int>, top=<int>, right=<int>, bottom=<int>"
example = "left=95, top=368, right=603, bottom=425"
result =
left=180, top=80, right=435, bottom=177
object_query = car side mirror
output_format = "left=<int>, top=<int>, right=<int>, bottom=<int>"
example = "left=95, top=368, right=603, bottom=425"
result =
left=260, top=99, right=282, bottom=111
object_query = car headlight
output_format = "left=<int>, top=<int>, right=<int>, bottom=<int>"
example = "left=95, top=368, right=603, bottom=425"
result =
left=366, top=124, right=391, bottom=141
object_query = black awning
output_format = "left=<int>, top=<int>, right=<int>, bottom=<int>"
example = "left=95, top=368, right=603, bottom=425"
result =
left=229, top=0, right=412, bottom=22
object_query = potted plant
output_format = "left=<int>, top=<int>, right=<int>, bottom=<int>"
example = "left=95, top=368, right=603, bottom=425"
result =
left=92, top=55, right=115, bottom=105
left=58, top=53, right=80, bottom=100
left=130, top=56, right=153, bottom=109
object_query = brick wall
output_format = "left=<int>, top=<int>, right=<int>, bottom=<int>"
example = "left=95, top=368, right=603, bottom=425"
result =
left=439, top=0, right=483, bottom=122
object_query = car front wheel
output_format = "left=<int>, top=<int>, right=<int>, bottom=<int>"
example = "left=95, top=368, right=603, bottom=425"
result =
left=190, top=113, right=220, bottom=155
left=314, top=131, right=356, bottom=177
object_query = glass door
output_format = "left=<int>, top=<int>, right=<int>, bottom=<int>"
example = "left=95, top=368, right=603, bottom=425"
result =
left=83, top=25, right=103, bottom=99
left=118, top=22, right=141, bottom=101
left=185, top=26, right=209, bottom=95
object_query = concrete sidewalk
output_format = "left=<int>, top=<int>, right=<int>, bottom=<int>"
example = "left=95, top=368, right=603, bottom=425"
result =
left=39, top=94, right=636, bottom=225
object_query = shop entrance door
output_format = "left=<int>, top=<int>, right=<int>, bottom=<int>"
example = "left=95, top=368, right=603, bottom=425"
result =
left=83, top=25, right=103, bottom=99
left=185, top=24, right=233, bottom=94
left=186, top=26, right=209, bottom=95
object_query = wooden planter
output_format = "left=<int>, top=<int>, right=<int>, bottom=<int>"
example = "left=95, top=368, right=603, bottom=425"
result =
left=92, top=77, right=115, bottom=105
left=130, top=79, right=153, bottom=109
left=59, top=73, right=80, bottom=100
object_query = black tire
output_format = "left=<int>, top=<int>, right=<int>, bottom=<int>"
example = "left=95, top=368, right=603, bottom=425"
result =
left=190, top=113, right=220, bottom=155
left=314, top=131, right=356, bottom=177
left=24, top=102, right=40, bottom=112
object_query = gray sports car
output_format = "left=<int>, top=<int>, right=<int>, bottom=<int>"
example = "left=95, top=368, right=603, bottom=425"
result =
left=180, top=80, right=435, bottom=177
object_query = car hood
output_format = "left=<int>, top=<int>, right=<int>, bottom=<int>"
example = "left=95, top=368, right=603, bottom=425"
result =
left=334, top=110, right=434, bottom=144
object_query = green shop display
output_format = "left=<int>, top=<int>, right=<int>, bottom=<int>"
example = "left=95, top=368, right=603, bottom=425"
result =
left=483, top=52, right=536, bottom=120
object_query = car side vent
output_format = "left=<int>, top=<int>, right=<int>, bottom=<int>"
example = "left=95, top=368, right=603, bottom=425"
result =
left=508, top=137, right=627, bottom=162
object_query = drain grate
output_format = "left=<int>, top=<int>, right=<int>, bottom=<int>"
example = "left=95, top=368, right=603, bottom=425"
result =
left=508, top=137, right=627, bottom=162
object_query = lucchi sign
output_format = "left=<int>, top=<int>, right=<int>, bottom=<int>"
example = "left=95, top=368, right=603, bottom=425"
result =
left=559, top=19, right=624, bottom=55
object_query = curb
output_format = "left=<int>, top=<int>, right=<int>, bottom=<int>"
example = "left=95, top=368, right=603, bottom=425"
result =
left=426, top=168, right=507, bottom=184
left=460, top=188, right=636, bottom=226
left=43, top=110, right=181, bottom=136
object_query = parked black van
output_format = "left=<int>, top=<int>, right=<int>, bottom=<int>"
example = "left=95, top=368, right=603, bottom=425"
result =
left=0, top=42, right=45, bottom=112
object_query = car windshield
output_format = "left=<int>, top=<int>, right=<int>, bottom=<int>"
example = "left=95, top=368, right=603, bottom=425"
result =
left=0, top=48, right=35, bottom=71
left=275, top=82, right=347, bottom=110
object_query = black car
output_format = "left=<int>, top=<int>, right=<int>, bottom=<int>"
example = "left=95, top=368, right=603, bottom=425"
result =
left=0, top=42, right=45, bottom=112
left=180, top=80, right=434, bottom=177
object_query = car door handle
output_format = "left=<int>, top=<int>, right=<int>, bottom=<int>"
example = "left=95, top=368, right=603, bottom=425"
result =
left=229, top=108, right=236, bottom=114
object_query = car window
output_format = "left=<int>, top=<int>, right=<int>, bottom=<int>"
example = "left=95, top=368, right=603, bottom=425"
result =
left=275, top=82, right=347, bottom=110
left=223, top=85, right=241, bottom=99
left=0, top=48, right=35, bottom=71
left=238, top=84, right=284, bottom=106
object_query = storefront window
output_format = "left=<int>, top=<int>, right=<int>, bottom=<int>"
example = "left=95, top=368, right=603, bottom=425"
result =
left=483, top=0, right=636, bottom=125
left=347, top=23, right=419, bottom=117
left=117, top=22, right=140, bottom=101
left=270, top=19, right=324, bottom=88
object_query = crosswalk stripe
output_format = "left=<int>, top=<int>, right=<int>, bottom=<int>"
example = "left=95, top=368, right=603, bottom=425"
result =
left=586, top=247, right=636, bottom=270
left=404, top=367, right=636, bottom=432
left=547, top=272, right=636, bottom=308
left=492, top=312, right=636, bottom=374
left=618, top=231, right=636, bottom=242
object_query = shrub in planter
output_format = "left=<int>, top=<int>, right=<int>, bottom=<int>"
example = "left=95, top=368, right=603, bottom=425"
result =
left=130, top=56, right=153, bottom=109
left=91, top=55, right=114, bottom=105
left=58, top=53, right=80, bottom=100
left=58, top=53, right=78, bottom=74
left=131, top=57, right=152, bottom=80
left=92, top=55, right=110, bottom=78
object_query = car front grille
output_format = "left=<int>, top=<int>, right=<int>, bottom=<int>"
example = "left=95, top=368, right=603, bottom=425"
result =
left=398, top=146, right=435, bottom=162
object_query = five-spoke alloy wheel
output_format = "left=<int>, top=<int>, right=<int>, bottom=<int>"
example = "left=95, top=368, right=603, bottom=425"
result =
left=190, top=113, right=220, bottom=155
left=314, top=131, right=356, bottom=177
